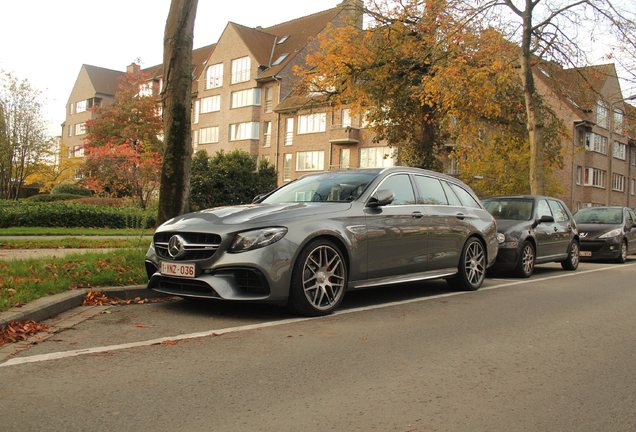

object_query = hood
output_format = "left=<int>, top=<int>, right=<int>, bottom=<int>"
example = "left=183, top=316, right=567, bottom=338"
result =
left=577, top=223, right=623, bottom=240
left=158, top=202, right=353, bottom=232
left=495, top=218, right=532, bottom=234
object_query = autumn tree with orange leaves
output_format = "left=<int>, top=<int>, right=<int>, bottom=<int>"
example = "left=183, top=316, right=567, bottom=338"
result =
left=298, top=0, right=568, bottom=195
left=82, top=69, right=163, bottom=208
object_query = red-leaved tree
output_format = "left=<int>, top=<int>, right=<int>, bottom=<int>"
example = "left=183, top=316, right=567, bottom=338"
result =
left=82, top=69, right=163, bottom=208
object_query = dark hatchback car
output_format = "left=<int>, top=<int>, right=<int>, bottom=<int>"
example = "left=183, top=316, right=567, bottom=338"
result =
left=574, top=206, right=636, bottom=263
left=482, top=195, right=580, bottom=277
left=146, top=167, right=498, bottom=316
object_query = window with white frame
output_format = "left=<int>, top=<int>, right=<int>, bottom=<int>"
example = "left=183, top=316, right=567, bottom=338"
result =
left=584, top=168, right=606, bottom=188
left=612, top=173, right=625, bottom=192
left=298, top=113, right=326, bottom=134
left=263, top=121, right=272, bottom=147
left=230, top=122, right=259, bottom=141
left=272, top=53, right=289, bottom=66
left=192, top=130, right=199, bottom=149
left=576, top=165, right=582, bottom=185
left=597, top=101, right=609, bottom=128
left=75, top=100, right=87, bottom=113
left=201, top=95, right=221, bottom=113
left=284, top=118, right=294, bottom=145
left=200, top=126, right=219, bottom=144
left=333, top=109, right=351, bottom=128
left=264, top=87, right=273, bottom=113
left=74, top=145, right=85, bottom=157
left=231, top=88, right=260, bottom=108
left=231, top=56, right=251, bottom=84
left=631, top=179, right=635, bottom=195
left=633, top=148, right=636, bottom=165
left=68, top=125, right=73, bottom=137
left=297, top=151, right=324, bottom=171
left=360, top=146, right=395, bottom=168
left=283, top=154, right=292, bottom=181
left=340, top=148, right=350, bottom=169
left=613, top=109, right=624, bottom=133
left=139, top=83, right=153, bottom=97
left=69, top=103, right=74, bottom=115
left=585, top=133, right=608, bottom=154
left=193, top=100, right=200, bottom=124
left=74, top=123, right=86, bottom=136
left=614, top=141, right=626, bottom=160
left=206, top=63, right=223, bottom=89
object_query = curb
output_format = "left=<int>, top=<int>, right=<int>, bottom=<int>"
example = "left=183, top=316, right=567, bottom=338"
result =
left=0, top=286, right=165, bottom=330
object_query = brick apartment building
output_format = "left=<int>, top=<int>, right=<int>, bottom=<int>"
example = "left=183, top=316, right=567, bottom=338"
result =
left=61, top=0, right=635, bottom=211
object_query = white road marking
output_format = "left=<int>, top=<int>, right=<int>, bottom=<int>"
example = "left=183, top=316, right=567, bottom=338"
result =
left=2, top=263, right=633, bottom=368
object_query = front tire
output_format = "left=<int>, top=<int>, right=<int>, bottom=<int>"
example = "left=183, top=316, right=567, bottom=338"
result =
left=616, top=240, right=628, bottom=264
left=513, top=241, right=535, bottom=278
left=288, top=239, right=347, bottom=316
left=447, top=237, right=486, bottom=291
left=561, top=240, right=580, bottom=270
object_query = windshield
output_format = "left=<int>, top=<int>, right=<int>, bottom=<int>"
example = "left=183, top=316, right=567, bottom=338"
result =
left=483, top=199, right=534, bottom=221
left=574, top=208, right=623, bottom=224
left=262, top=172, right=377, bottom=204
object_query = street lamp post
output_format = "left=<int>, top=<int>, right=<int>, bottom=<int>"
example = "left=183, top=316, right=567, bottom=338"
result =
left=607, top=94, right=636, bottom=206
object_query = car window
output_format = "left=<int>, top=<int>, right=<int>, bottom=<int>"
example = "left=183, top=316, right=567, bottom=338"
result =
left=413, top=175, right=448, bottom=205
left=483, top=199, right=533, bottom=220
left=449, top=184, right=481, bottom=208
left=441, top=181, right=462, bottom=206
left=574, top=208, right=623, bottom=224
left=627, top=210, right=636, bottom=226
left=263, top=172, right=376, bottom=203
left=548, top=200, right=570, bottom=222
left=377, top=174, right=416, bottom=206
left=536, top=200, right=552, bottom=219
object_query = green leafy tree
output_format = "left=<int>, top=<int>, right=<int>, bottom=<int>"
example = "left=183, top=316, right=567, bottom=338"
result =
left=189, top=150, right=278, bottom=211
left=0, top=71, right=50, bottom=199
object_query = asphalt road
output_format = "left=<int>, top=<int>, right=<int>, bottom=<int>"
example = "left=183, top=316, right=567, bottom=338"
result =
left=1, top=260, right=635, bottom=432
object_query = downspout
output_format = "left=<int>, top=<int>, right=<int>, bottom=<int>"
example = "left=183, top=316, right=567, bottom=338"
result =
left=273, top=75, right=283, bottom=173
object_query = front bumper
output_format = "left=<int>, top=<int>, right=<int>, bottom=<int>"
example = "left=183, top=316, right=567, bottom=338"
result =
left=579, top=238, right=621, bottom=260
left=488, top=246, right=520, bottom=271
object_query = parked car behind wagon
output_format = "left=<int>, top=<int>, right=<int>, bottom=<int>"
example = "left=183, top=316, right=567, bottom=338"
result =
left=574, top=206, right=636, bottom=263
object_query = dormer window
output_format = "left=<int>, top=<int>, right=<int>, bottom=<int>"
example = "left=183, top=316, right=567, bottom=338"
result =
left=272, top=54, right=289, bottom=66
left=277, top=35, right=290, bottom=44
left=597, top=101, right=609, bottom=129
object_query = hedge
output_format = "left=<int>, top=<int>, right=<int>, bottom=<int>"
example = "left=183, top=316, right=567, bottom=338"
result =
left=26, top=194, right=81, bottom=203
left=0, top=201, right=155, bottom=229
left=50, top=184, right=92, bottom=196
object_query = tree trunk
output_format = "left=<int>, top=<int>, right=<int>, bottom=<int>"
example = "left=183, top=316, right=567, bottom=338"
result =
left=519, top=5, right=545, bottom=195
left=156, top=0, right=198, bottom=226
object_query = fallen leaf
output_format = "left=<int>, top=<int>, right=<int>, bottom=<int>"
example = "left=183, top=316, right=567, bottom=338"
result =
left=135, top=324, right=146, bottom=328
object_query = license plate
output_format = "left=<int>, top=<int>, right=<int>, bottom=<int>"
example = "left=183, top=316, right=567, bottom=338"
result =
left=580, top=251, right=592, bottom=257
left=161, top=261, right=196, bottom=278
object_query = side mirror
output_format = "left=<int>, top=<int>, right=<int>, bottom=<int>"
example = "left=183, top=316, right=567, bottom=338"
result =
left=532, top=214, right=554, bottom=228
left=367, top=189, right=395, bottom=208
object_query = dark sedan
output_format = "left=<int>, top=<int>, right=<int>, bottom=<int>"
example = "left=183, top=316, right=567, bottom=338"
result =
left=482, top=195, right=580, bottom=277
left=146, top=167, right=498, bottom=316
left=574, top=206, right=636, bottom=263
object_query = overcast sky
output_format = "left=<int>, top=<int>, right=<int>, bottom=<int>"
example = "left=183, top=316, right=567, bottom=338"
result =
left=0, top=0, right=342, bottom=136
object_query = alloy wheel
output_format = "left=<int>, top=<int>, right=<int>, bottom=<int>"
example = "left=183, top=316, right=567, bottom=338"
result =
left=301, top=245, right=346, bottom=311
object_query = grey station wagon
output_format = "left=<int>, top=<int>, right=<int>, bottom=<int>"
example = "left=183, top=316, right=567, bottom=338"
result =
left=145, top=167, right=498, bottom=316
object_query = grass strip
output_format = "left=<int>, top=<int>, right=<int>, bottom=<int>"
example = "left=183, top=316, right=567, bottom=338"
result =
left=0, top=248, right=148, bottom=312
left=0, top=227, right=154, bottom=236
left=0, top=238, right=152, bottom=250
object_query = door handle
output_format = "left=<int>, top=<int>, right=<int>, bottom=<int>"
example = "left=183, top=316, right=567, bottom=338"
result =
left=456, top=213, right=466, bottom=220
left=411, top=212, right=424, bottom=219
left=553, top=226, right=558, bottom=232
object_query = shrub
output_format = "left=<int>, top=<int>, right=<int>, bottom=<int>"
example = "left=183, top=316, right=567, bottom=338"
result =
left=26, top=194, right=80, bottom=203
left=51, top=183, right=92, bottom=197
left=190, top=149, right=278, bottom=211
left=0, top=201, right=155, bottom=229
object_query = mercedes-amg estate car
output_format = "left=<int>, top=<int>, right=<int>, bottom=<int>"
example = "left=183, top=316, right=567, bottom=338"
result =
left=146, top=167, right=498, bottom=316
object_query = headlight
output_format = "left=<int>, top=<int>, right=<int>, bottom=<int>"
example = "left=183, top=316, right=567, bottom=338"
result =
left=599, top=228, right=622, bottom=239
left=229, top=227, right=288, bottom=253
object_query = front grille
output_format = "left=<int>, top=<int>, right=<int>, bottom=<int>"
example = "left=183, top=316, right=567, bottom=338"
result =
left=148, top=276, right=220, bottom=298
left=580, top=241, right=606, bottom=253
left=154, top=232, right=222, bottom=260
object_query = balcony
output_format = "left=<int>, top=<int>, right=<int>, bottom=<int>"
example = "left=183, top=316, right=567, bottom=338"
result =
left=329, top=126, right=360, bottom=144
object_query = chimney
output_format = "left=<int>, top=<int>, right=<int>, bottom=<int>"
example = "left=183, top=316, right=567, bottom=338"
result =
left=127, top=63, right=140, bottom=74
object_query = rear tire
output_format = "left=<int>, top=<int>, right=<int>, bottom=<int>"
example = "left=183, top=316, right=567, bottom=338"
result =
left=288, top=239, right=347, bottom=316
left=561, top=240, right=580, bottom=270
left=513, top=241, right=535, bottom=278
left=447, top=237, right=486, bottom=291
left=616, top=240, right=628, bottom=264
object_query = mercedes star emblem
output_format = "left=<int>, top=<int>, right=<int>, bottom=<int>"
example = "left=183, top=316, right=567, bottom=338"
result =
left=168, top=235, right=186, bottom=258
